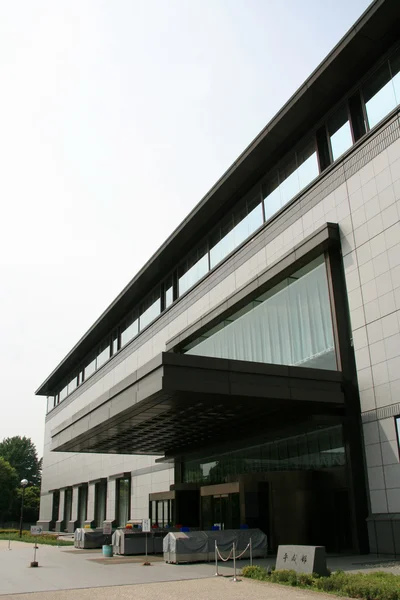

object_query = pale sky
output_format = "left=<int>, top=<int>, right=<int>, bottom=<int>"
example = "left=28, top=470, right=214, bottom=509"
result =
left=0, top=0, right=371, bottom=457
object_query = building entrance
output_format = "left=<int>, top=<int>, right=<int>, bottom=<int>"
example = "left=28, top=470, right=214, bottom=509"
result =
left=200, top=485, right=240, bottom=530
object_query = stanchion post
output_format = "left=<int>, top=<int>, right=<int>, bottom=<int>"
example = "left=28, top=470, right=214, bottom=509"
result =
left=215, top=540, right=219, bottom=576
left=7, top=536, right=11, bottom=551
left=250, top=537, right=253, bottom=566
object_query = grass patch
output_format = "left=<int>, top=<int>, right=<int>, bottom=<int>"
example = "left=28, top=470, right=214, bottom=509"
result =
left=242, top=566, right=400, bottom=600
left=0, top=529, right=73, bottom=546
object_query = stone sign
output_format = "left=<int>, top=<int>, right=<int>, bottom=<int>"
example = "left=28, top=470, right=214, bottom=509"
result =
left=276, top=545, right=329, bottom=576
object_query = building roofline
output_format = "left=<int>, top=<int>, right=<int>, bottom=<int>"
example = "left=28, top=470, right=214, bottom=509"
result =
left=36, top=0, right=400, bottom=396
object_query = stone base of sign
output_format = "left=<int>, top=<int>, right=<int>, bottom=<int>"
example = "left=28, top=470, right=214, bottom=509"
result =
left=276, top=545, right=329, bottom=577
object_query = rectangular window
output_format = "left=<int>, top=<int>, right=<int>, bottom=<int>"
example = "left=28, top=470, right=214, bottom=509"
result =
left=178, top=243, right=209, bottom=296
left=78, top=370, right=84, bottom=385
left=140, top=289, right=161, bottom=330
left=97, top=339, right=111, bottom=369
left=209, top=214, right=235, bottom=269
left=296, top=139, right=319, bottom=190
left=263, top=173, right=281, bottom=222
left=67, top=375, right=77, bottom=395
left=209, top=193, right=263, bottom=270
left=185, top=256, right=336, bottom=370
left=165, top=277, right=174, bottom=308
left=112, top=333, right=119, bottom=356
left=116, top=478, right=131, bottom=527
left=363, top=60, right=397, bottom=129
left=84, top=355, right=96, bottom=379
left=396, top=416, right=400, bottom=460
left=121, top=311, right=139, bottom=347
left=47, top=396, right=55, bottom=413
left=59, top=385, right=68, bottom=402
left=279, top=154, right=299, bottom=206
left=328, top=105, right=353, bottom=161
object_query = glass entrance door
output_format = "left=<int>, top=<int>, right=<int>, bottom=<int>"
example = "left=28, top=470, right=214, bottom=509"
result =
left=201, top=492, right=240, bottom=530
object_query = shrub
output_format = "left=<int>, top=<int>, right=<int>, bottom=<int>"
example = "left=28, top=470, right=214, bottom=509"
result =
left=241, top=565, right=268, bottom=580
left=297, top=572, right=316, bottom=587
left=242, top=566, right=400, bottom=600
left=270, top=569, right=298, bottom=584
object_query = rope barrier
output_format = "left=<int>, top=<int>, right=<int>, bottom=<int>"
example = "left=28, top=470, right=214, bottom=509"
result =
left=214, top=537, right=253, bottom=582
left=235, top=542, right=250, bottom=560
left=216, top=546, right=233, bottom=562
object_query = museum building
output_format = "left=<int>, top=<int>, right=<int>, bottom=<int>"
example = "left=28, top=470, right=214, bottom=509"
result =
left=36, top=0, right=400, bottom=555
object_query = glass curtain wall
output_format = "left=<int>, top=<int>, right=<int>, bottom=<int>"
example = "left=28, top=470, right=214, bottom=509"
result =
left=185, top=256, right=336, bottom=370
left=183, top=425, right=345, bottom=485
left=116, top=478, right=131, bottom=527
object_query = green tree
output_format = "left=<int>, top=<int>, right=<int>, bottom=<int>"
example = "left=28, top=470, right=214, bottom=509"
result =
left=0, top=437, right=42, bottom=486
left=0, top=457, right=17, bottom=522
left=15, top=485, right=40, bottom=522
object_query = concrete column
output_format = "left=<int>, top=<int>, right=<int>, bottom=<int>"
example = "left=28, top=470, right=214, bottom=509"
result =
left=55, top=489, right=65, bottom=533
left=85, top=483, right=96, bottom=528
left=106, top=479, right=116, bottom=521
left=102, top=478, right=117, bottom=531
left=67, top=486, right=79, bottom=533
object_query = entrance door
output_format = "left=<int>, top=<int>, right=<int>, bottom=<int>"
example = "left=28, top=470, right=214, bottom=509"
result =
left=201, top=493, right=240, bottom=530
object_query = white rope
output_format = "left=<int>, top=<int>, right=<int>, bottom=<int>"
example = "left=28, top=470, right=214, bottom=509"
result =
left=216, top=545, right=233, bottom=562
left=235, top=542, right=250, bottom=559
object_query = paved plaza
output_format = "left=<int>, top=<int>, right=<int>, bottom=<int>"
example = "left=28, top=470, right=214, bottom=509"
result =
left=0, top=541, right=399, bottom=599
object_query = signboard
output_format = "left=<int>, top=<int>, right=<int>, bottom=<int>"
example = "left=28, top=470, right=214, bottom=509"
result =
left=103, top=522, right=112, bottom=535
left=30, top=526, right=43, bottom=536
left=142, top=518, right=151, bottom=533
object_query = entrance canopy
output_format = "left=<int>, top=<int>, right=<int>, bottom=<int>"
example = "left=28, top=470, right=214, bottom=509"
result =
left=50, top=353, right=344, bottom=457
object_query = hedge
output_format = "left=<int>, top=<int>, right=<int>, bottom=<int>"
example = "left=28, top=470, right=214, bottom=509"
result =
left=242, top=566, right=400, bottom=600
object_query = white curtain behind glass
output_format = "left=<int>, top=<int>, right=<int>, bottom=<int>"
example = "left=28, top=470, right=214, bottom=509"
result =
left=186, top=263, right=335, bottom=368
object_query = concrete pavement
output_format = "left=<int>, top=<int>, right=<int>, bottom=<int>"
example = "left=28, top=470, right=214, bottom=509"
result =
left=0, top=540, right=399, bottom=599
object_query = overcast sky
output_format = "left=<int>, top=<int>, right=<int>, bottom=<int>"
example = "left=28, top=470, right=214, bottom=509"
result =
left=0, top=0, right=371, bottom=457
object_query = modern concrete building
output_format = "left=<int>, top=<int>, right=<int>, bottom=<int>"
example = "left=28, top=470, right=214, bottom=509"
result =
left=37, top=0, right=400, bottom=555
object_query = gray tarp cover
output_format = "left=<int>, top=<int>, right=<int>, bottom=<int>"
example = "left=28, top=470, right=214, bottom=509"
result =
left=74, top=528, right=107, bottom=549
left=163, top=529, right=267, bottom=554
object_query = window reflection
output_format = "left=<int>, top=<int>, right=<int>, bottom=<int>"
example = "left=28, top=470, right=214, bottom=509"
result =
left=46, top=396, right=55, bottom=413
left=328, top=105, right=353, bottom=161
left=209, top=193, right=263, bottom=269
left=263, top=140, right=318, bottom=222
left=140, top=291, right=161, bottom=330
left=364, top=62, right=397, bottom=129
left=121, top=312, right=139, bottom=347
left=67, top=376, right=77, bottom=395
left=97, top=340, right=111, bottom=369
left=85, top=356, right=96, bottom=379
left=179, top=244, right=208, bottom=295
left=297, top=139, right=319, bottom=188
left=59, top=385, right=68, bottom=401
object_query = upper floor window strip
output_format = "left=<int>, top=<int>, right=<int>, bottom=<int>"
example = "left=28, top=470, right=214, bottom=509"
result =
left=48, top=42, right=400, bottom=413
